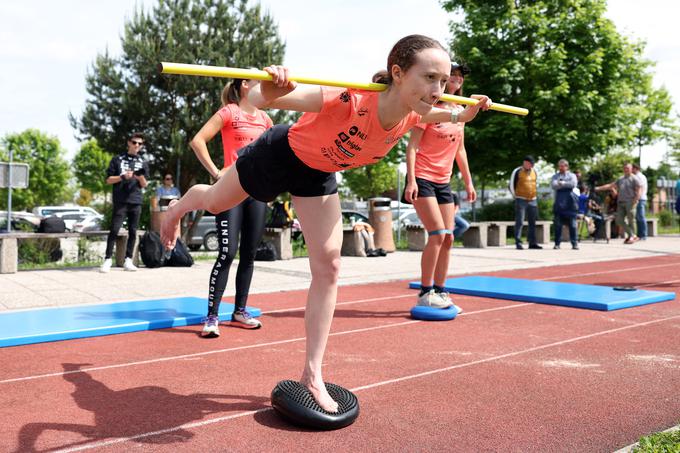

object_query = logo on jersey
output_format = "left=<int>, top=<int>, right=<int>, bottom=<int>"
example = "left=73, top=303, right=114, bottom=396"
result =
left=339, top=91, right=351, bottom=103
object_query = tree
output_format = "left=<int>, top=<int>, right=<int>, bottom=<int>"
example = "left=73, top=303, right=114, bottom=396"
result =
left=0, top=129, right=71, bottom=211
left=441, top=0, right=672, bottom=187
left=583, top=149, right=635, bottom=187
left=73, top=139, right=111, bottom=201
left=667, top=119, right=680, bottom=170
left=625, top=73, right=675, bottom=163
left=70, top=0, right=287, bottom=193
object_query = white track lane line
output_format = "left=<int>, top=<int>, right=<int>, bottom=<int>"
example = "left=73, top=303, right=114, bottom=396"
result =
left=0, top=303, right=527, bottom=385
left=4, top=259, right=678, bottom=385
left=54, top=313, right=680, bottom=453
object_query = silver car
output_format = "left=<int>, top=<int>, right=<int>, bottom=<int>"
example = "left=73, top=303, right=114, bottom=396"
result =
left=186, top=215, right=218, bottom=251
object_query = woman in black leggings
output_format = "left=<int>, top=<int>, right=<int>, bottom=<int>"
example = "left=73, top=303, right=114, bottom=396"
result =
left=190, top=78, right=273, bottom=336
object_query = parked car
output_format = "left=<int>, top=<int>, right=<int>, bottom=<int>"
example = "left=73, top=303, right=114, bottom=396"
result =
left=32, top=206, right=100, bottom=218
left=72, top=214, right=104, bottom=232
left=186, top=214, right=218, bottom=251
left=341, top=210, right=369, bottom=226
left=54, top=212, right=92, bottom=231
left=392, top=208, right=420, bottom=230
left=0, top=211, right=42, bottom=232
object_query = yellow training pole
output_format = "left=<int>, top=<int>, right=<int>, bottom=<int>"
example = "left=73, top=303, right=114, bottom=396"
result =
left=159, top=62, right=529, bottom=116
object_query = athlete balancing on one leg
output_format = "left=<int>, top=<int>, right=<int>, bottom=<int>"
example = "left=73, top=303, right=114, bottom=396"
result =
left=162, top=35, right=491, bottom=412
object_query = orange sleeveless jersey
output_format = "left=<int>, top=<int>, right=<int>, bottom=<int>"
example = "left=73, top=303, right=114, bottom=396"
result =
left=218, top=104, right=273, bottom=168
left=413, top=105, right=464, bottom=184
left=288, top=88, right=421, bottom=172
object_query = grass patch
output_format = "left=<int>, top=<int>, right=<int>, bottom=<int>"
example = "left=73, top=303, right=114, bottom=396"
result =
left=18, top=260, right=100, bottom=271
left=632, top=425, right=680, bottom=452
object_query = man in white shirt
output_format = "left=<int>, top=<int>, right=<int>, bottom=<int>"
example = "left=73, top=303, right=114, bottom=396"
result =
left=632, top=163, right=648, bottom=240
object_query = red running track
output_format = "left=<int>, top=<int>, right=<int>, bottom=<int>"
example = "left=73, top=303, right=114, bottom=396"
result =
left=1, top=255, right=679, bottom=452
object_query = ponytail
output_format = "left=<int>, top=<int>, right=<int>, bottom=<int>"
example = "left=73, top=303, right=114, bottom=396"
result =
left=372, top=70, right=391, bottom=85
left=222, top=79, right=244, bottom=106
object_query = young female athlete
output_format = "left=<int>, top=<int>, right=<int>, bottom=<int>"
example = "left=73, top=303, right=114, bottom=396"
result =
left=190, top=79, right=273, bottom=337
left=403, top=62, right=476, bottom=312
left=162, top=35, right=491, bottom=412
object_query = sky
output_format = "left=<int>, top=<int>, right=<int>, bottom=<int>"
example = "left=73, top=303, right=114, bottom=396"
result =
left=0, top=0, right=678, bottom=169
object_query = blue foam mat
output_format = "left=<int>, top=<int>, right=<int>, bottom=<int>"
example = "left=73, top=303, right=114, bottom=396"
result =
left=0, top=297, right=261, bottom=348
left=409, top=277, right=675, bottom=311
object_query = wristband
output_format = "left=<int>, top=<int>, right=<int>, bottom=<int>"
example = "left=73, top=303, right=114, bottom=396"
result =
left=450, top=109, right=459, bottom=123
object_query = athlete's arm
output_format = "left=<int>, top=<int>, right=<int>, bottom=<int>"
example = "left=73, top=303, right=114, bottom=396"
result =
left=454, top=138, right=476, bottom=203
left=190, top=113, right=222, bottom=180
left=248, top=65, right=323, bottom=113
left=404, top=128, right=424, bottom=203
left=421, top=95, right=492, bottom=124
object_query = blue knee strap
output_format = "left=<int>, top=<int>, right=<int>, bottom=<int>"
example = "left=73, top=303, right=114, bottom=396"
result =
left=428, top=229, right=453, bottom=236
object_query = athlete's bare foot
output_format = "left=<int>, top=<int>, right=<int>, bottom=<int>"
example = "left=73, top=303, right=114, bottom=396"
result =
left=301, top=370, right=339, bottom=413
left=160, top=200, right=181, bottom=250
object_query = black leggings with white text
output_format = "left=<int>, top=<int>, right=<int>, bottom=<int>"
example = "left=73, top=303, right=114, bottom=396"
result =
left=207, top=197, right=267, bottom=316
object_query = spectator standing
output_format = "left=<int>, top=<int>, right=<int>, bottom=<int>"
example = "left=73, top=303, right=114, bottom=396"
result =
left=596, top=163, right=641, bottom=244
left=100, top=132, right=149, bottom=272
left=551, top=159, right=579, bottom=250
left=632, top=163, right=648, bottom=240
left=509, top=156, right=541, bottom=249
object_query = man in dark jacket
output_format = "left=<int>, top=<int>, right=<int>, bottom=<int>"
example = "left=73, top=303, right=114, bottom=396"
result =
left=100, top=132, right=149, bottom=272
left=551, top=159, right=579, bottom=250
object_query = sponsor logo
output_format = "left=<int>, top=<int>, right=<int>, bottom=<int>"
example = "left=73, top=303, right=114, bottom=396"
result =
left=334, top=139, right=355, bottom=158
left=339, top=91, right=351, bottom=103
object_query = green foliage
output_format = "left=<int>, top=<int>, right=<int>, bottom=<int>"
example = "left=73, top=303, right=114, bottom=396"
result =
left=584, top=149, right=636, bottom=186
left=341, top=136, right=407, bottom=199
left=627, top=76, right=676, bottom=160
left=73, top=139, right=112, bottom=198
left=669, top=121, right=680, bottom=170
left=18, top=238, right=61, bottom=265
left=643, top=162, right=676, bottom=201
left=632, top=426, right=680, bottom=452
left=70, top=0, right=287, bottom=193
left=0, top=129, right=71, bottom=210
left=441, top=0, right=675, bottom=187
left=75, top=189, right=94, bottom=207
left=658, top=209, right=674, bottom=227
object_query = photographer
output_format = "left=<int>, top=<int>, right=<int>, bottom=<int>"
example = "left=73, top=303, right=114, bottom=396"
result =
left=100, top=132, right=149, bottom=272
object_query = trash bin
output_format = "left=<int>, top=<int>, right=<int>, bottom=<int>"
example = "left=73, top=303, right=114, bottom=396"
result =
left=368, top=197, right=395, bottom=252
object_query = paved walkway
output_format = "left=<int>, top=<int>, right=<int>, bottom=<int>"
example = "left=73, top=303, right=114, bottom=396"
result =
left=1, top=235, right=679, bottom=312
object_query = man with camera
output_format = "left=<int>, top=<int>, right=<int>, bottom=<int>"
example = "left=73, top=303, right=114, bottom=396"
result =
left=100, top=132, right=149, bottom=272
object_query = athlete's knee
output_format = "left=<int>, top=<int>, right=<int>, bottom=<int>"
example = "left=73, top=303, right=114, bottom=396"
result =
left=310, top=253, right=341, bottom=283
left=427, top=229, right=449, bottom=247
left=442, top=232, right=453, bottom=248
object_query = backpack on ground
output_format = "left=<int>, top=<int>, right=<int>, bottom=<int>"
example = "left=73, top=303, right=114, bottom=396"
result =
left=139, top=231, right=164, bottom=268
left=38, top=216, right=66, bottom=233
left=165, top=238, right=194, bottom=267
left=255, top=241, right=278, bottom=261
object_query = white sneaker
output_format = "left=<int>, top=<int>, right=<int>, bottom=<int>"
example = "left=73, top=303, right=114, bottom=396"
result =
left=230, top=309, right=262, bottom=329
left=417, top=289, right=453, bottom=309
left=436, top=291, right=462, bottom=313
left=123, top=258, right=138, bottom=272
left=201, top=315, right=220, bottom=337
left=99, top=258, right=112, bottom=273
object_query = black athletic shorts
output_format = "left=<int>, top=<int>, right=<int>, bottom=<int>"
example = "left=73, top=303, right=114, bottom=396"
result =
left=235, top=124, right=338, bottom=202
left=401, top=177, right=457, bottom=205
